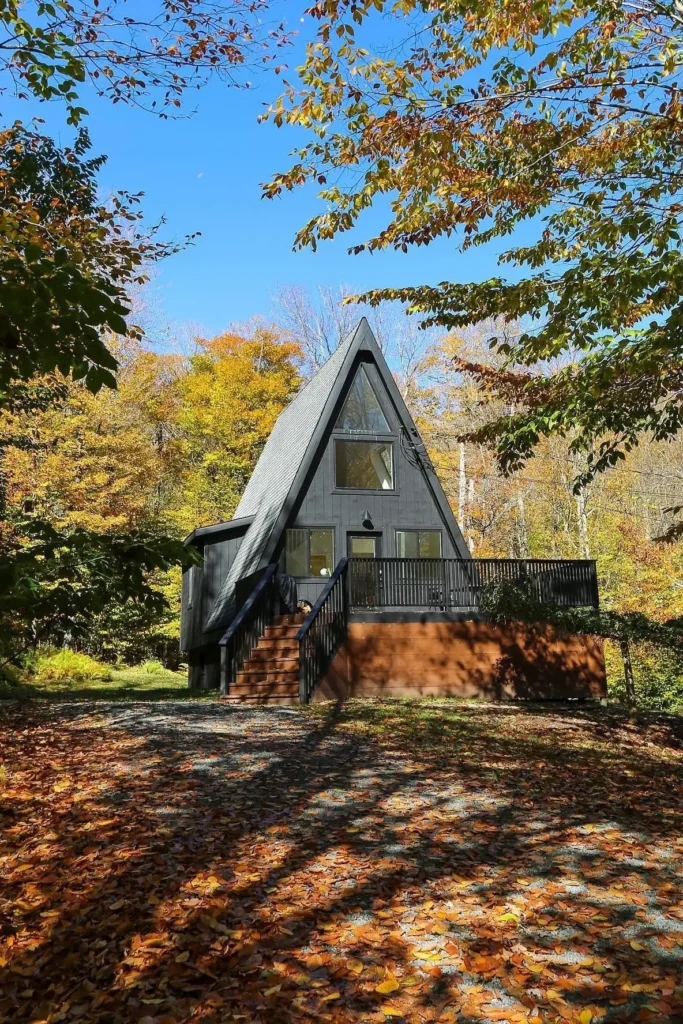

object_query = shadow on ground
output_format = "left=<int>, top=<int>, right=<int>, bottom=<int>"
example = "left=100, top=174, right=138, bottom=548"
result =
left=1, top=699, right=682, bottom=1023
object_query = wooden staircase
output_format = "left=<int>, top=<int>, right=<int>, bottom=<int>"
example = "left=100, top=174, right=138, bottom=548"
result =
left=221, top=612, right=303, bottom=704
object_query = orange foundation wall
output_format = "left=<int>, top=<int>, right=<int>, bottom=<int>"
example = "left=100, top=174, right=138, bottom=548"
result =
left=316, top=620, right=607, bottom=702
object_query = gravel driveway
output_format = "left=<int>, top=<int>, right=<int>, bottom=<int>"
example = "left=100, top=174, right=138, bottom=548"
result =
left=2, top=699, right=683, bottom=1024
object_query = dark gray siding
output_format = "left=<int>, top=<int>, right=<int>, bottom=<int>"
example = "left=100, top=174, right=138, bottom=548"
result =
left=180, top=563, right=202, bottom=650
left=181, top=530, right=247, bottom=651
left=283, top=360, right=461, bottom=606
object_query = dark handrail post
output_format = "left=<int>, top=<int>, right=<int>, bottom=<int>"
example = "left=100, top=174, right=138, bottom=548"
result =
left=220, top=642, right=229, bottom=696
left=298, top=649, right=306, bottom=705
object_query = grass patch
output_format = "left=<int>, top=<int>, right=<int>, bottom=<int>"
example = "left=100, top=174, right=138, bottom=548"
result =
left=306, top=695, right=683, bottom=767
left=0, top=663, right=216, bottom=701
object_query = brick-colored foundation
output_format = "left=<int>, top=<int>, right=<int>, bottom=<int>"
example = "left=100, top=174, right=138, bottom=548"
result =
left=316, top=620, right=606, bottom=702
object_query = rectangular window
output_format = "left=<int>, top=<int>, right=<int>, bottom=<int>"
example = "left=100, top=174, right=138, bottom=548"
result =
left=396, top=530, right=442, bottom=558
left=186, top=565, right=196, bottom=610
left=285, top=528, right=334, bottom=577
left=335, top=440, right=393, bottom=490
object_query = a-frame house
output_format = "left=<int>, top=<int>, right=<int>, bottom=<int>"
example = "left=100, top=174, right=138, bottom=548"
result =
left=181, top=320, right=605, bottom=702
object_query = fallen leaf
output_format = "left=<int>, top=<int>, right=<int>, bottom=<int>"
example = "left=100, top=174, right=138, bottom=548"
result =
left=376, top=971, right=400, bottom=995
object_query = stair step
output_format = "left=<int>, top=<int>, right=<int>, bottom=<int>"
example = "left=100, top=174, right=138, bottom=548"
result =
left=230, top=681, right=299, bottom=697
left=254, top=637, right=298, bottom=652
left=264, top=624, right=300, bottom=639
left=237, top=669, right=298, bottom=684
left=276, top=613, right=305, bottom=626
left=248, top=647, right=299, bottom=663
left=243, top=657, right=298, bottom=673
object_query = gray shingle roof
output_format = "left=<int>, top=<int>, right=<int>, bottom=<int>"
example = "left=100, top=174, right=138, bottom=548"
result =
left=204, top=320, right=365, bottom=632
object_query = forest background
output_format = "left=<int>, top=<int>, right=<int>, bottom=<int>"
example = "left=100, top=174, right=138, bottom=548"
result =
left=5, top=284, right=682, bottom=709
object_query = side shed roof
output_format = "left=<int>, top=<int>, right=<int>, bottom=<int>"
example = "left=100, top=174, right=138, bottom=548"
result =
left=184, top=516, right=254, bottom=546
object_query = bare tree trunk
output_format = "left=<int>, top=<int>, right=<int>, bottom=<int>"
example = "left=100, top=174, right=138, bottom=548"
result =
left=467, top=478, right=475, bottom=553
left=517, top=490, right=528, bottom=557
left=458, top=443, right=466, bottom=528
left=575, top=489, right=591, bottom=559
left=619, top=638, right=636, bottom=708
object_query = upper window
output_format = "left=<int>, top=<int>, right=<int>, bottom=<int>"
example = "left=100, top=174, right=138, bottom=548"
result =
left=396, top=530, right=442, bottom=558
left=285, top=528, right=335, bottom=577
left=335, top=440, right=393, bottom=490
left=335, top=366, right=390, bottom=433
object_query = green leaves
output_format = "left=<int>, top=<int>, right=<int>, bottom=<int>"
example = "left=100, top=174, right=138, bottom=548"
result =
left=0, top=123, right=184, bottom=396
left=0, top=517, right=200, bottom=660
left=481, top=578, right=683, bottom=655
left=264, top=0, right=683, bottom=514
left=0, top=2, right=292, bottom=121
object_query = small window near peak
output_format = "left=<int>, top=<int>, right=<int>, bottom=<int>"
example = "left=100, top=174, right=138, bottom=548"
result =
left=335, top=365, right=390, bottom=433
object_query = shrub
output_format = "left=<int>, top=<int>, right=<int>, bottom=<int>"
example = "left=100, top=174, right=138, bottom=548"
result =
left=34, top=650, right=113, bottom=685
left=141, top=659, right=164, bottom=675
left=0, top=661, right=23, bottom=698
left=606, top=641, right=683, bottom=713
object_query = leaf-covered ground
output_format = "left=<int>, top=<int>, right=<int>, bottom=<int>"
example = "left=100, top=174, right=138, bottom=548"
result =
left=1, top=699, right=682, bottom=1024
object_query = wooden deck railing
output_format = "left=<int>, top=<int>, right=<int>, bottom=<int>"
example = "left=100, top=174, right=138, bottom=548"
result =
left=349, top=557, right=599, bottom=611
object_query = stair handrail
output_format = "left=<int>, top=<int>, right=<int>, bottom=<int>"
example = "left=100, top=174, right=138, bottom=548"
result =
left=296, top=557, right=349, bottom=704
left=218, top=562, right=279, bottom=695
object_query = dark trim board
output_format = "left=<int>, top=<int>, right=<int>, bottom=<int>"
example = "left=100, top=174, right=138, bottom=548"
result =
left=350, top=610, right=486, bottom=624
left=184, top=516, right=254, bottom=546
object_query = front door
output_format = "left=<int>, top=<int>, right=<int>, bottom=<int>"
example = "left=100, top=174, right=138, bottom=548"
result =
left=348, top=533, right=382, bottom=606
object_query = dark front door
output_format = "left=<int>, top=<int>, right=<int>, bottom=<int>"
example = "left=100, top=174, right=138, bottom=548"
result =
left=348, top=533, right=382, bottom=607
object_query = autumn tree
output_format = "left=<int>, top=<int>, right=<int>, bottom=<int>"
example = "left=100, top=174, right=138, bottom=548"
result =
left=176, top=329, right=303, bottom=529
left=264, top=0, right=683, bottom=519
left=0, top=1, right=288, bottom=123
left=407, top=323, right=683, bottom=708
left=0, top=1, right=291, bottom=665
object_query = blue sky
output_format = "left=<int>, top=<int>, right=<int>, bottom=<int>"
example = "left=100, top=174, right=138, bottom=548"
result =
left=6, top=7, right=515, bottom=340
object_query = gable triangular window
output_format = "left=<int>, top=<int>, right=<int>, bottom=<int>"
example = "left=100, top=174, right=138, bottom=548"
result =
left=335, top=365, right=390, bottom=433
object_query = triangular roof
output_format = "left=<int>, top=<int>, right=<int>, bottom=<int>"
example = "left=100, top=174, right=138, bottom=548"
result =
left=204, top=318, right=469, bottom=633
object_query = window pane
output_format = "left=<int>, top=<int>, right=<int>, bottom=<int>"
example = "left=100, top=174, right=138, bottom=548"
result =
left=335, top=366, right=390, bottom=433
left=310, top=529, right=334, bottom=577
left=285, top=529, right=307, bottom=576
left=419, top=531, right=442, bottom=558
left=335, top=441, right=393, bottom=489
left=349, top=535, right=377, bottom=558
left=396, top=530, right=441, bottom=558
left=396, top=531, right=418, bottom=558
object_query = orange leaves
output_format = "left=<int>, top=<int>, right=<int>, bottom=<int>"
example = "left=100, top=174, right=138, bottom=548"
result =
left=3, top=700, right=683, bottom=1024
